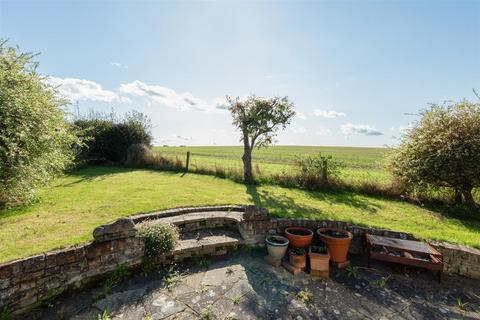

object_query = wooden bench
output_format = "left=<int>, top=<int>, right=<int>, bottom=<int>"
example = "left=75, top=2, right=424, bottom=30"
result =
left=366, top=234, right=443, bottom=282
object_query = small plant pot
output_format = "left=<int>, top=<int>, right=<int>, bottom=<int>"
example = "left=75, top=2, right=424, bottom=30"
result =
left=265, top=235, right=289, bottom=260
left=309, top=245, right=330, bottom=272
left=289, top=248, right=307, bottom=268
left=317, top=228, right=352, bottom=263
left=284, top=227, right=314, bottom=248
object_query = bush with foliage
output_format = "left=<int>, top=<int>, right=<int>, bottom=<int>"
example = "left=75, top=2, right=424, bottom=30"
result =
left=138, top=221, right=179, bottom=257
left=294, top=153, right=342, bottom=188
left=74, top=110, right=152, bottom=163
left=390, top=99, right=480, bottom=207
left=0, top=41, right=79, bottom=207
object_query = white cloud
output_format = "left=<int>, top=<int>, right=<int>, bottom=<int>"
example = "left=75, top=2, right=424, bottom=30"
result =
left=47, top=76, right=130, bottom=103
left=264, top=75, right=274, bottom=80
left=110, top=62, right=128, bottom=69
left=315, top=128, right=333, bottom=136
left=313, top=109, right=346, bottom=118
left=296, top=111, right=307, bottom=120
left=119, top=80, right=224, bottom=112
left=341, top=123, right=383, bottom=136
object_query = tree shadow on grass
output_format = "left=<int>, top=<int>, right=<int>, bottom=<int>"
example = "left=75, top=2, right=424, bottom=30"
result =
left=58, top=165, right=135, bottom=187
left=245, top=184, right=382, bottom=217
left=245, top=184, right=480, bottom=241
left=59, top=165, right=183, bottom=187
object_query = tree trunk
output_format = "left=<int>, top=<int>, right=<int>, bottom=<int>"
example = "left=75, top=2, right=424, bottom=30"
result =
left=462, top=186, right=476, bottom=208
left=242, top=129, right=253, bottom=183
left=454, top=189, right=462, bottom=205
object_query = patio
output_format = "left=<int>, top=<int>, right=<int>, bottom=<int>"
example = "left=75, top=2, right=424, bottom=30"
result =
left=30, top=248, right=479, bottom=320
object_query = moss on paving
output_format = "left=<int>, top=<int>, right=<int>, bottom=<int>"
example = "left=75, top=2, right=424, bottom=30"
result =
left=0, top=166, right=479, bottom=263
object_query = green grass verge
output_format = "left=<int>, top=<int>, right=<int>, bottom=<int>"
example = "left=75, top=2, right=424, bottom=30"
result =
left=0, top=165, right=479, bottom=263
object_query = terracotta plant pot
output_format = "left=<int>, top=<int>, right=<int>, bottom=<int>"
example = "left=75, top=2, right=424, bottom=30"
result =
left=309, top=245, right=330, bottom=277
left=284, top=227, right=314, bottom=248
left=317, top=228, right=352, bottom=263
left=289, top=248, right=307, bottom=268
left=265, top=235, right=289, bottom=260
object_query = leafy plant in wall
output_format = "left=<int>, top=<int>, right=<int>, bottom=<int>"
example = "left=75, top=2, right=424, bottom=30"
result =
left=138, top=221, right=179, bottom=257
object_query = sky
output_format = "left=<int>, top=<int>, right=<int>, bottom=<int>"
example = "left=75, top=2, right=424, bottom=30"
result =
left=1, top=0, right=479, bottom=147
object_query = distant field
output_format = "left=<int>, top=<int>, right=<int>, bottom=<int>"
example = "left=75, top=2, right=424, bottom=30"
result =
left=153, top=145, right=392, bottom=185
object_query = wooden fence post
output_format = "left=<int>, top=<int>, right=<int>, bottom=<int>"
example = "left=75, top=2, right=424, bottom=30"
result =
left=322, top=159, right=328, bottom=181
left=185, top=151, right=190, bottom=172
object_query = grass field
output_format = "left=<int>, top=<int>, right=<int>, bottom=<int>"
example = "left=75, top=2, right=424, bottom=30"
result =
left=1, top=166, right=478, bottom=263
left=153, top=145, right=392, bottom=185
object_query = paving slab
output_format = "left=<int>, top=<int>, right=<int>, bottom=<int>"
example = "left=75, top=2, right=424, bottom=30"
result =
left=26, top=248, right=480, bottom=320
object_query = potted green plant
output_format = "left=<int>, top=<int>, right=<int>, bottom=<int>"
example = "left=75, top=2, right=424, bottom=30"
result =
left=265, top=235, right=289, bottom=260
left=309, top=245, right=330, bottom=277
left=284, top=227, right=314, bottom=248
left=289, top=247, right=307, bottom=268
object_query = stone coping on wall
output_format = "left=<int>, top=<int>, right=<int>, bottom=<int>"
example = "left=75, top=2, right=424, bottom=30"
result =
left=1, top=204, right=479, bottom=316
left=130, top=205, right=246, bottom=224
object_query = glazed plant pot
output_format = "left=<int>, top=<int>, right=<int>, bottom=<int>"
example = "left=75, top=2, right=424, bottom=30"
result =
left=289, top=248, right=307, bottom=268
left=265, top=235, right=289, bottom=260
left=284, top=227, right=314, bottom=248
left=309, top=245, right=330, bottom=273
left=317, top=228, right=352, bottom=263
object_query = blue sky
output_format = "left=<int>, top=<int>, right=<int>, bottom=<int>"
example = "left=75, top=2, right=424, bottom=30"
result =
left=1, top=1, right=479, bottom=147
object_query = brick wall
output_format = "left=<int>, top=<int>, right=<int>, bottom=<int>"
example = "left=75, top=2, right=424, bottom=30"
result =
left=432, top=242, right=480, bottom=279
left=0, top=236, right=144, bottom=315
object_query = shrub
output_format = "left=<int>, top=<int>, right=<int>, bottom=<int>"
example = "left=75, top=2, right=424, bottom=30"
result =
left=138, top=221, right=179, bottom=257
left=0, top=41, right=80, bottom=207
left=270, top=153, right=343, bottom=190
left=295, top=153, right=342, bottom=186
left=74, top=110, right=153, bottom=163
left=389, top=99, right=480, bottom=207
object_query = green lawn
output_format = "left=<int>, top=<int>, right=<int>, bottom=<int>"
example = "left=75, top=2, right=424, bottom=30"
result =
left=153, top=145, right=392, bottom=185
left=1, top=166, right=478, bottom=263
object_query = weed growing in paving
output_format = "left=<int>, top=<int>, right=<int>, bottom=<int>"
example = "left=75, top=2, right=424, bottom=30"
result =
left=97, top=309, right=110, bottom=320
left=374, top=274, right=392, bottom=288
left=142, top=313, right=153, bottom=320
left=164, top=267, right=184, bottom=290
left=201, top=306, right=213, bottom=320
left=346, top=265, right=359, bottom=279
left=297, top=288, right=313, bottom=305
left=232, top=295, right=242, bottom=305
left=95, top=263, right=130, bottom=300
left=0, top=307, right=10, bottom=320
left=456, top=297, right=469, bottom=312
